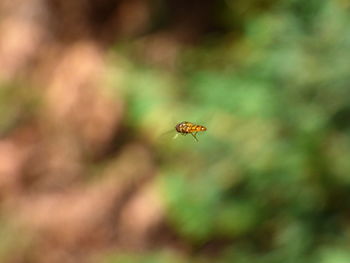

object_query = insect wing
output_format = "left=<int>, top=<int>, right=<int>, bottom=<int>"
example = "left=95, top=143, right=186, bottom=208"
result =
left=158, top=128, right=177, bottom=140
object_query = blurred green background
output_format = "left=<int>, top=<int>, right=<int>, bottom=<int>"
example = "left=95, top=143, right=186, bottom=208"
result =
left=1, top=0, right=350, bottom=262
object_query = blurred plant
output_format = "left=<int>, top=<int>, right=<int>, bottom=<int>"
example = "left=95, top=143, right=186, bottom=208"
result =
left=107, top=0, right=350, bottom=262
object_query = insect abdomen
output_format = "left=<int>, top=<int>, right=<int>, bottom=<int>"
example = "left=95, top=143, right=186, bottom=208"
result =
left=190, top=125, right=207, bottom=132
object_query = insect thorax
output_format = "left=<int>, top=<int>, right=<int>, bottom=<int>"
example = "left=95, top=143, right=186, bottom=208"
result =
left=175, top=121, right=191, bottom=133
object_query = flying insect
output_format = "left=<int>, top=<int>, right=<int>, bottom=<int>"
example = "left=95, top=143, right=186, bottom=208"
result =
left=174, top=121, right=207, bottom=142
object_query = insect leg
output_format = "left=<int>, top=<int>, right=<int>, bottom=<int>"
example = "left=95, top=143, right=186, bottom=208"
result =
left=191, top=133, right=199, bottom=142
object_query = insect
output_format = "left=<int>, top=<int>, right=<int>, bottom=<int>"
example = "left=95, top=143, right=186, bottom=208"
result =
left=175, top=121, right=207, bottom=142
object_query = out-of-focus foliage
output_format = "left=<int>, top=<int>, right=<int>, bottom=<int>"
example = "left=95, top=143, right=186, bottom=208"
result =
left=106, top=0, right=350, bottom=262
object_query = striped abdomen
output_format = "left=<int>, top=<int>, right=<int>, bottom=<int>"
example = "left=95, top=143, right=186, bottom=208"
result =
left=175, top=121, right=207, bottom=134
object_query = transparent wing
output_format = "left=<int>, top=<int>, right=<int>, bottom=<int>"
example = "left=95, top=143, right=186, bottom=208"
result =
left=157, top=128, right=178, bottom=140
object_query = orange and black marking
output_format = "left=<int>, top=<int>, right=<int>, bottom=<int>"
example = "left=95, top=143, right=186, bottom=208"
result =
left=175, top=121, right=207, bottom=142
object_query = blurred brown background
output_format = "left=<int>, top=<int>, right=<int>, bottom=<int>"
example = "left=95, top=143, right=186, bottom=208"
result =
left=0, top=1, right=181, bottom=262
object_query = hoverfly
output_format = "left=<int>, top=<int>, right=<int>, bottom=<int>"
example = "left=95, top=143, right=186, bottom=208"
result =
left=174, top=121, right=207, bottom=142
